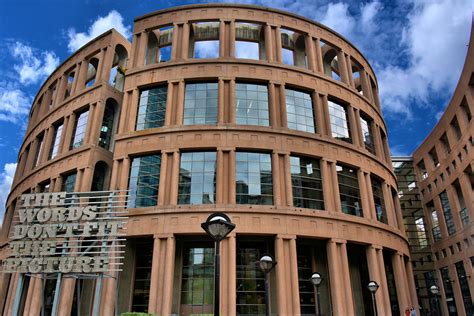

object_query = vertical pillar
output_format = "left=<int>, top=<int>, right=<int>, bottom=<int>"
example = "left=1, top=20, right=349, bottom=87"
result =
left=382, top=183, right=395, bottom=227
left=157, top=152, right=168, bottom=205
left=284, top=154, right=293, bottom=207
left=365, top=173, right=376, bottom=220
left=264, top=24, right=274, bottom=62
left=347, top=106, right=360, bottom=146
left=327, top=240, right=345, bottom=315
left=329, top=161, right=342, bottom=212
left=275, top=236, right=289, bottom=315
left=216, top=150, right=224, bottom=204
left=366, top=246, right=388, bottom=315
left=359, top=69, right=371, bottom=99
left=392, top=252, right=409, bottom=312
left=170, top=24, right=180, bottom=61
left=41, top=127, right=53, bottom=164
left=353, top=109, right=364, bottom=148
left=90, top=100, right=106, bottom=145
left=70, top=63, right=81, bottom=96
left=229, top=80, right=236, bottom=124
left=404, top=257, right=420, bottom=315
left=127, top=89, right=140, bottom=132
left=340, top=242, right=355, bottom=315
left=227, top=234, right=236, bottom=315
left=313, top=92, right=324, bottom=136
left=135, top=31, right=149, bottom=67
left=289, top=238, right=301, bottom=314
left=94, top=48, right=106, bottom=83
left=320, top=159, right=334, bottom=212
left=279, top=83, right=288, bottom=128
left=305, top=35, right=316, bottom=71
left=314, top=38, right=324, bottom=73
left=218, top=79, right=225, bottom=124
left=175, top=80, right=185, bottom=126
left=272, top=152, right=282, bottom=206
left=373, top=124, right=385, bottom=161
left=148, top=236, right=161, bottom=313
left=346, top=54, right=355, bottom=88
left=181, top=23, right=190, bottom=60
left=169, top=151, right=180, bottom=205
left=275, top=26, right=282, bottom=63
left=161, top=236, right=175, bottom=316
left=61, top=114, right=75, bottom=153
left=321, top=94, right=332, bottom=136
left=83, top=102, right=96, bottom=145
left=357, top=169, right=371, bottom=219
left=336, top=50, right=349, bottom=84
left=53, top=75, right=65, bottom=107
left=228, top=149, right=236, bottom=204
left=219, top=20, right=226, bottom=58
left=268, top=83, right=278, bottom=127
left=164, top=82, right=173, bottom=126
left=229, top=21, right=236, bottom=58
left=375, top=248, right=392, bottom=315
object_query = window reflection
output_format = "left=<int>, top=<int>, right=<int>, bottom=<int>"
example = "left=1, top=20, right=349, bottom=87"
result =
left=137, top=86, right=167, bottom=130
left=178, top=152, right=216, bottom=205
left=235, top=83, right=269, bottom=126
left=236, top=152, right=273, bottom=205
left=291, top=156, right=324, bottom=210
left=286, top=89, right=315, bottom=132
left=328, top=100, right=351, bottom=143
left=336, top=164, right=362, bottom=216
left=360, top=114, right=375, bottom=154
left=184, top=83, right=218, bottom=125
left=70, top=110, right=89, bottom=149
left=128, top=155, right=161, bottom=208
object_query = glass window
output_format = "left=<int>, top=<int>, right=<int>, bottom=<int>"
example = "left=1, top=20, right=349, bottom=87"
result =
left=62, top=172, right=77, bottom=192
left=456, top=261, right=474, bottom=314
left=429, top=203, right=441, bottom=241
left=137, top=86, right=167, bottom=130
left=190, top=22, right=220, bottom=59
left=99, top=103, right=115, bottom=150
left=65, top=71, right=75, bottom=99
left=328, top=100, right=351, bottom=143
left=131, top=239, right=153, bottom=313
left=280, top=28, right=307, bottom=68
left=440, top=191, right=456, bottom=235
left=184, top=83, right=218, bottom=125
left=371, top=176, right=387, bottom=223
left=236, top=152, right=273, bottom=205
left=450, top=116, right=462, bottom=140
left=70, top=110, right=89, bottom=149
left=33, top=133, right=44, bottom=168
left=236, top=239, right=272, bottom=315
left=128, top=154, right=161, bottom=208
left=429, top=147, right=439, bottom=167
left=286, top=89, right=315, bottom=132
left=290, top=156, right=324, bottom=210
left=360, top=115, right=375, bottom=154
left=415, top=217, right=428, bottom=248
left=180, top=242, right=214, bottom=315
left=336, top=164, right=362, bottom=216
left=49, top=123, right=63, bottom=159
left=235, top=83, right=269, bottom=126
left=440, top=266, right=458, bottom=315
left=178, top=152, right=216, bottom=205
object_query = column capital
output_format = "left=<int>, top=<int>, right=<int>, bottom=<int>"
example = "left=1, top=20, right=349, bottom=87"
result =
left=276, top=234, right=297, bottom=240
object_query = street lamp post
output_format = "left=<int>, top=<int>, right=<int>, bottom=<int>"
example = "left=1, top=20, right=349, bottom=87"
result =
left=201, top=212, right=236, bottom=316
left=367, top=280, right=379, bottom=316
left=429, top=284, right=440, bottom=316
left=257, top=254, right=277, bottom=316
left=310, top=272, right=323, bottom=316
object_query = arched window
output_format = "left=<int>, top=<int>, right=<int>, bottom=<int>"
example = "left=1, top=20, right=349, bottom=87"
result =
left=321, top=40, right=341, bottom=81
left=99, top=98, right=118, bottom=150
left=235, top=22, right=265, bottom=60
left=109, top=44, right=128, bottom=91
left=85, top=58, right=99, bottom=87
left=91, top=161, right=110, bottom=192
left=281, top=28, right=307, bottom=68
left=146, top=26, right=173, bottom=64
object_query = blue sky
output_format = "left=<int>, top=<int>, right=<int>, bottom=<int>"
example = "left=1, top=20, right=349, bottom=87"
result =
left=0, top=0, right=471, bottom=213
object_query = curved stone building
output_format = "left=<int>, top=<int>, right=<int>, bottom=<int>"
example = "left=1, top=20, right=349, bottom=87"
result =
left=0, top=4, right=418, bottom=316
left=412, top=23, right=474, bottom=316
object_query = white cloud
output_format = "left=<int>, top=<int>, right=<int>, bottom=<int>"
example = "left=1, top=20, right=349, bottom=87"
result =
left=377, top=0, right=471, bottom=116
left=194, top=41, right=220, bottom=59
left=0, top=163, right=16, bottom=222
left=360, top=1, right=381, bottom=32
left=0, top=83, right=32, bottom=124
left=10, top=41, right=60, bottom=85
left=67, top=10, right=132, bottom=52
left=320, top=3, right=355, bottom=38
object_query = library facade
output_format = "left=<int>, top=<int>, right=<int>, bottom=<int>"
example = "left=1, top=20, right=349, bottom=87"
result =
left=0, top=4, right=418, bottom=316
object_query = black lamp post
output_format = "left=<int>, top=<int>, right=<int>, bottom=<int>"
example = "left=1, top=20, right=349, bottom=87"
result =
left=201, top=212, right=236, bottom=316
left=367, top=280, right=379, bottom=316
left=257, top=254, right=277, bottom=316
left=429, top=284, right=440, bottom=316
left=310, top=272, right=323, bottom=316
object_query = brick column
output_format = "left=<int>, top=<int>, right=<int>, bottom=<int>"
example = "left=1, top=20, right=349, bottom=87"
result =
left=264, top=24, right=274, bottom=62
left=275, top=26, right=282, bottom=63
left=127, top=89, right=140, bottom=132
left=161, top=236, right=175, bottom=315
left=148, top=236, right=162, bottom=313
left=218, top=79, right=225, bottom=124
left=314, top=38, right=324, bottom=73
left=169, top=151, right=180, bottom=205
left=392, top=252, right=410, bottom=312
left=358, top=169, right=371, bottom=219
left=337, top=50, right=349, bottom=84
left=320, top=159, right=334, bottom=212
left=305, top=35, right=316, bottom=71
left=135, top=31, right=149, bottom=67
left=366, top=245, right=389, bottom=315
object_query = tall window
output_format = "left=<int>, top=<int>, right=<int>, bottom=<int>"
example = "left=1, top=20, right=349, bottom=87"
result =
left=49, top=123, right=63, bottom=159
left=371, top=176, right=387, bottom=223
left=360, top=115, right=375, bottom=154
left=336, top=164, right=362, bottom=216
left=450, top=116, right=462, bottom=140
left=429, top=147, right=440, bottom=167
left=236, top=239, right=273, bottom=315
left=328, top=100, right=351, bottom=143
left=440, top=267, right=458, bottom=314
left=235, top=22, right=264, bottom=60
left=415, top=217, right=428, bottom=248
left=184, top=83, right=218, bottom=125
left=137, top=86, right=167, bottom=130
left=455, top=261, right=474, bottom=314
left=62, top=172, right=77, bottom=192
left=130, top=239, right=153, bottom=313
left=99, top=101, right=116, bottom=150
left=178, top=152, right=216, bottom=205
left=429, top=203, right=441, bottom=241
left=179, top=242, right=214, bottom=316
left=145, top=26, right=173, bottom=64
left=128, top=154, right=161, bottom=208
left=70, top=110, right=89, bottom=149
left=235, top=83, right=269, bottom=126
left=190, top=22, right=220, bottom=59
left=236, top=152, right=273, bottom=205
left=33, top=133, right=44, bottom=168
left=440, top=191, right=456, bottom=235
left=290, top=156, right=324, bottom=210
left=65, top=71, right=75, bottom=99
left=286, top=89, right=315, bottom=132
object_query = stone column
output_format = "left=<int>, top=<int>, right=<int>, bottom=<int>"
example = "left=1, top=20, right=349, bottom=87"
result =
left=289, top=238, right=301, bottom=314
left=305, top=35, right=316, bottom=71
left=127, top=89, right=140, bottom=132
left=347, top=106, right=360, bottom=146
left=219, top=20, right=226, bottom=58
left=61, top=114, right=76, bottom=153
left=346, top=54, right=355, bottom=88
left=229, top=80, right=236, bottom=124
left=327, top=240, right=348, bottom=315
left=272, top=152, right=282, bottom=206
left=336, top=50, right=349, bottom=84
left=313, top=92, right=324, bottom=136
left=83, top=102, right=96, bottom=145
left=321, top=159, right=334, bottom=212
left=275, top=236, right=288, bottom=314
left=365, top=173, right=376, bottom=220
left=375, top=248, right=392, bottom=315
left=357, top=169, right=371, bottom=219
left=135, top=31, right=149, bottom=67
left=181, top=23, right=190, bottom=60
left=218, top=79, right=225, bottom=124
left=366, top=246, right=388, bottom=315
left=353, top=108, right=364, bottom=148
left=169, top=151, right=180, bottom=205
left=264, top=24, right=274, bottom=62
left=148, top=236, right=162, bottom=313
left=314, top=38, right=324, bottom=73
left=229, top=21, right=236, bottom=58
left=284, top=154, right=293, bottom=207
left=175, top=80, right=185, bottom=126
left=158, top=152, right=169, bottom=205
left=40, top=127, right=53, bottom=164
left=392, top=252, right=409, bottom=312
left=228, top=149, right=236, bottom=204
left=216, top=149, right=224, bottom=204
left=275, top=26, right=283, bottom=63
left=164, top=81, right=174, bottom=126
left=161, top=236, right=176, bottom=315
left=404, top=257, right=420, bottom=315
left=279, top=83, right=288, bottom=128
left=329, top=161, right=342, bottom=212
left=268, top=83, right=278, bottom=127
left=227, top=234, right=236, bottom=315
